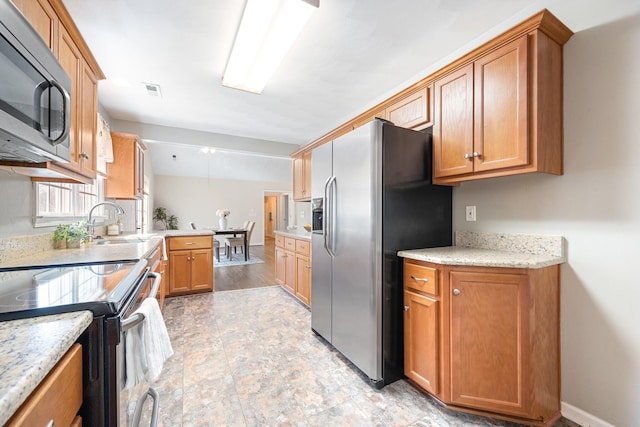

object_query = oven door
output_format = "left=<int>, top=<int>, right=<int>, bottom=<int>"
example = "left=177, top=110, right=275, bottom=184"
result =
left=117, top=271, right=162, bottom=427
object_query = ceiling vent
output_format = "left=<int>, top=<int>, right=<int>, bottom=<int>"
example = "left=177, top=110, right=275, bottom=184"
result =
left=143, top=83, right=162, bottom=98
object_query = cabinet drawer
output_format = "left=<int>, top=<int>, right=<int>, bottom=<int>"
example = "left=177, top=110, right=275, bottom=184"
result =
left=275, top=234, right=285, bottom=248
left=168, top=236, right=212, bottom=250
left=284, top=237, right=296, bottom=251
left=7, top=344, right=83, bottom=427
left=404, top=262, right=438, bottom=295
left=295, top=239, right=310, bottom=256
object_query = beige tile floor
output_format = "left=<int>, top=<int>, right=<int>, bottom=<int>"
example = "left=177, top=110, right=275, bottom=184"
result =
left=150, top=287, right=579, bottom=427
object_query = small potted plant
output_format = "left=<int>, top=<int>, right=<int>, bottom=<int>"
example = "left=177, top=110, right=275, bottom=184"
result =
left=66, top=220, right=89, bottom=248
left=153, top=207, right=179, bottom=230
left=53, top=224, right=68, bottom=249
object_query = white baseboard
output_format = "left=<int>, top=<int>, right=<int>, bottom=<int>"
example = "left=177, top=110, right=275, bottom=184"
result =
left=562, top=402, right=616, bottom=427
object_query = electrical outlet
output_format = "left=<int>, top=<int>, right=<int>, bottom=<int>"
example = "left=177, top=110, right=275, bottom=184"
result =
left=465, top=205, right=476, bottom=221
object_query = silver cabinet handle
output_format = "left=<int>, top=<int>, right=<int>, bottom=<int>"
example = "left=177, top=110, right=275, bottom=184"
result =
left=464, top=153, right=471, bottom=159
left=410, top=275, right=428, bottom=283
left=453, top=288, right=461, bottom=296
left=473, top=152, right=481, bottom=158
left=46, top=420, right=54, bottom=427
left=403, top=306, right=409, bottom=311
left=185, top=242, right=195, bottom=245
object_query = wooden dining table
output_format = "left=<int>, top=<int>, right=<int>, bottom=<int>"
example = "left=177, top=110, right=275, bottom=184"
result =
left=211, top=228, right=249, bottom=261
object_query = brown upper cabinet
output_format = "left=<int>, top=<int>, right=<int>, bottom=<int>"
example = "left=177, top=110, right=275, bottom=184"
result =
left=433, top=26, right=565, bottom=184
left=385, top=85, right=432, bottom=129
left=293, top=151, right=311, bottom=201
left=1, top=0, right=105, bottom=184
left=293, top=10, right=572, bottom=186
left=105, top=132, right=145, bottom=199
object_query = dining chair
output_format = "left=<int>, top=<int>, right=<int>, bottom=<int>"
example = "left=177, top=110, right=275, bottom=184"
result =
left=225, top=221, right=255, bottom=260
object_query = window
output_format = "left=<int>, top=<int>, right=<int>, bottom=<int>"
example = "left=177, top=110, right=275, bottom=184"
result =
left=34, top=176, right=105, bottom=227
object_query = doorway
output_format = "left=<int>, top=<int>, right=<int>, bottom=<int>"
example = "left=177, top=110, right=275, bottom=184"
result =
left=263, top=191, right=292, bottom=241
left=264, top=196, right=277, bottom=239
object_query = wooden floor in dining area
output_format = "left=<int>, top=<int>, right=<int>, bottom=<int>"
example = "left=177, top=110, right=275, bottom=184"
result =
left=214, top=237, right=277, bottom=292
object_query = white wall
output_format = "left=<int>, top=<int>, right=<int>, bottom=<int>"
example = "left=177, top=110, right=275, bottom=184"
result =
left=0, top=170, right=37, bottom=237
left=452, top=11, right=640, bottom=426
left=153, top=175, right=290, bottom=245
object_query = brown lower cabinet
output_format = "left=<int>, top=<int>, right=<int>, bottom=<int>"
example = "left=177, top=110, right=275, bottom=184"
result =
left=275, top=234, right=311, bottom=306
left=7, top=343, right=83, bottom=427
left=403, top=259, right=560, bottom=426
left=166, top=236, right=213, bottom=296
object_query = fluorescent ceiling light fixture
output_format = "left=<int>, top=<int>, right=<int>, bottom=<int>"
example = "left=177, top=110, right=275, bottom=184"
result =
left=222, top=0, right=319, bottom=94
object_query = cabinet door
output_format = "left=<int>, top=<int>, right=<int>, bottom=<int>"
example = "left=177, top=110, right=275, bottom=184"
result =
left=284, top=250, right=296, bottom=293
left=385, top=86, right=430, bottom=129
left=293, top=155, right=304, bottom=200
left=78, top=61, right=97, bottom=177
left=17, top=0, right=58, bottom=54
left=105, top=133, right=143, bottom=199
left=295, top=254, right=311, bottom=306
left=449, top=270, right=530, bottom=416
left=404, top=290, right=439, bottom=396
left=302, top=151, right=311, bottom=200
left=57, top=24, right=81, bottom=170
left=433, top=64, right=474, bottom=178
left=135, top=143, right=145, bottom=196
left=169, top=251, right=192, bottom=294
left=474, top=36, right=528, bottom=172
left=190, top=249, right=213, bottom=291
left=275, top=246, right=286, bottom=286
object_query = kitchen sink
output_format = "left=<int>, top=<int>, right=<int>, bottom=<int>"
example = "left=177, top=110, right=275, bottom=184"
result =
left=93, top=237, right=150, bottom=245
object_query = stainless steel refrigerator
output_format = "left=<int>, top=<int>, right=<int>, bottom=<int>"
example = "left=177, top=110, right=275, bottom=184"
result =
left=311, top=118, right=452, bottom=388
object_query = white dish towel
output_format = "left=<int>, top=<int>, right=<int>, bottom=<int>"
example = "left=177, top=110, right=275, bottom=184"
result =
left=124, top=297, right=174, bottom=389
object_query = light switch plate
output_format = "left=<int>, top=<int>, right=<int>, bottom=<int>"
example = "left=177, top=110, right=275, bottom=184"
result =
left=465, top=206, right=476, bottom=221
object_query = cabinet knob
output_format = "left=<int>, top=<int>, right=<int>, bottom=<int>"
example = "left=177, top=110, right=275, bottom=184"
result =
left=305, top=265, right=311, bottom=269
left=403, top=305, right=409, bottom=311
left=80, top=152, right=89, bottom=160
left=464, top=153, right=471, bottom=160
left=473, top=152, right=481, bottom=158
left=453, top=288, right=461, bottom=296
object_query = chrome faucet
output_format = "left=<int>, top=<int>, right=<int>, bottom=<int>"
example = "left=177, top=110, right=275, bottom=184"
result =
left=87, top=201, right=125, bottom=241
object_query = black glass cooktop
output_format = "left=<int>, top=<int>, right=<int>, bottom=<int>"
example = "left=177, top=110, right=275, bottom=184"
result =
left=0, top=260, right=148, bottom=321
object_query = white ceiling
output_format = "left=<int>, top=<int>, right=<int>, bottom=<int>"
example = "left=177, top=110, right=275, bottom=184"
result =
left=59, top=0, right=637, bottom=151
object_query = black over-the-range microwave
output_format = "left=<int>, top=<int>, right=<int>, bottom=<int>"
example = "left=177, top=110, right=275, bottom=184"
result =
left=0, top=0, right=71, bottom=163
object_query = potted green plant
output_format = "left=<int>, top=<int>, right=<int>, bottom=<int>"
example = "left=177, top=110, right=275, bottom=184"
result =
left=66, top=220, right=89, bottom=248
left=153, top=207, right=179, bottom=230
left=53, top=224, right=68, bottom=249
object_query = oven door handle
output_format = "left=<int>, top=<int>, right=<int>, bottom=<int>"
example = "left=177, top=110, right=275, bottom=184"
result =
left=121, top=272, right=162, bottom=332
left=131, top=387, right=159, bottom=427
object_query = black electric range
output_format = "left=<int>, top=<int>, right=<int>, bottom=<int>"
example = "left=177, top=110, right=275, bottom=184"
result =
left=0, top=260, right=147, bottom=321
left=0, top=259, right=154, bottom=426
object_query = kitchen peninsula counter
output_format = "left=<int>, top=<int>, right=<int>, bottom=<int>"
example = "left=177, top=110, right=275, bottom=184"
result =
left=0, top=230, right=214, bottom=270
left=0, top=311, right=93, bottom=426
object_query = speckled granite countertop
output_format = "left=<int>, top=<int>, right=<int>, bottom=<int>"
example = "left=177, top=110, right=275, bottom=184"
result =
left=274, top=229, right=312, bottom=240
left=0, top=230, right=214, bottom=270
left=398, top=231, right=566, bottom=269
left=0, top=311, right=93, bottom=425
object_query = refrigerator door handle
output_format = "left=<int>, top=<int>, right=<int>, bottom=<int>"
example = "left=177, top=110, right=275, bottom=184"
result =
left=323, top=176, right=333, bottom=256
left=328, top=176, right=337, bottom=256
left=324, top=176, right=336, bottom=257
